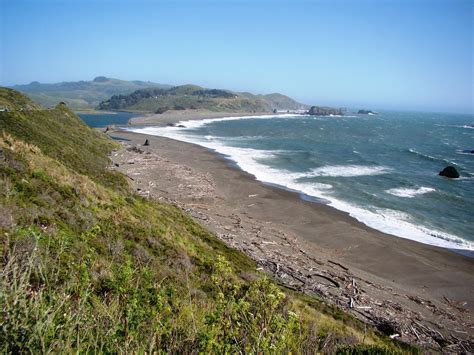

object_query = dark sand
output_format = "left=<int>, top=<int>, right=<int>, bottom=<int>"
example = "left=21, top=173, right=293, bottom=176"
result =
left=109, top=129, right=474, bottom=350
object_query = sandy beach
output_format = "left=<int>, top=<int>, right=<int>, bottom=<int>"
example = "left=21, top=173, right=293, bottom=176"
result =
left=108, top=119, right=474, bottom=349
left=128, top=109, right=281, bottom=126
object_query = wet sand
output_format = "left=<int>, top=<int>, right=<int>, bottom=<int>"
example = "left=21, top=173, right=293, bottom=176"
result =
left=109, top=129, right=474, bottom=350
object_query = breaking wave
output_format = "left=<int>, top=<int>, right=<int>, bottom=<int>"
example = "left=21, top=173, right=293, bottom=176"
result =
left=386, top=186, right=435, bottom=198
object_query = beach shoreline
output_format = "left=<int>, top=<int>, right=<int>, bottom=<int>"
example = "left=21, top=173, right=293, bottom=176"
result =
left=128, top=109, right=292, bottom=126
left=108, top=126, right=473, bottom=349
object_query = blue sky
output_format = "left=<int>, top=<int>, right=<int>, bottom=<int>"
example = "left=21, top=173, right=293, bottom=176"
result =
left=1, top=0, right=472, bottom=113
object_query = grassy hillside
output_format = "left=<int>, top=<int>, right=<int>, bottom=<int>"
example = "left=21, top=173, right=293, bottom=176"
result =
left=0, top=87, right=413, bottom=353
left=98, top=84, right=308, bottom=113
left=10, top=77, right=171, bottom=111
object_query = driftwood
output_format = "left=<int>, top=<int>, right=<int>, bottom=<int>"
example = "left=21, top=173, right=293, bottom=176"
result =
left=290, top=272, right=306, bottom=285
left=411, top=325, right=421, bottom=341
left=328, top=260, right=349, bottom=271
left=298, top=249, right=324, bottom=265
left=310, top=273, right=340, bottom=288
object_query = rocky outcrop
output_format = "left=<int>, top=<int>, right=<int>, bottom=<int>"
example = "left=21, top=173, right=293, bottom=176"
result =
left=308, top=106, right=343, bottom=116
left=358, top=109, right=376, bottom=114
left=439, top=166, right=460, bottom=178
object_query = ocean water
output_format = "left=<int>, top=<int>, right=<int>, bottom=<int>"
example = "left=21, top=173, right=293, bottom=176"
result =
left=78, top=112, right=137, bottom=128
left=129, top=111, right=474, bottom=252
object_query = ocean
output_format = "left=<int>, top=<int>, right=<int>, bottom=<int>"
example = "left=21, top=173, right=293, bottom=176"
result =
left=128, top=111, right=474, bottom=252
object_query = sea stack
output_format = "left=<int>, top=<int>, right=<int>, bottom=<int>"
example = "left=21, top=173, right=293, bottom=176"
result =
left=358, top=109, right=376, bottom=114
left=308, top=106, right=344, bottom=116
left=439, top=166, right=460, bottom=178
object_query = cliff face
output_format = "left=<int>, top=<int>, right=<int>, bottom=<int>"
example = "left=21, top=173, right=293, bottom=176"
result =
left=308, top=105, right=344, bottom=116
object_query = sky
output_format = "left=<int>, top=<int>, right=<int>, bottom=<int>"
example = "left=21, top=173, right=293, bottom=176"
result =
left=0, top=0, right=472, bottom=113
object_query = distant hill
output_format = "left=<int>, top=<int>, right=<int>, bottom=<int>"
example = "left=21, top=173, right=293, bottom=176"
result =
left=98, top=84, right=308, bottom=113
left=11, top=76, right=171, bottom=110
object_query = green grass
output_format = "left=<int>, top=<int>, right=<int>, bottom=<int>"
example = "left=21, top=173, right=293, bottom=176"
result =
left=0, top=87, right=416, bottom=353
left=0, top=89, right=127, bottom=191
left=98, top=84, right=307, bottom=113
left=0, top=87, right=41, bottom=111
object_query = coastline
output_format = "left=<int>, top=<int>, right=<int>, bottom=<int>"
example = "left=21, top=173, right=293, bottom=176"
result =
left=128, top=109, right=285, bottom=126
left=108, top=128, right=474, bottom=348
left=128, top=111, right=473, bottom=254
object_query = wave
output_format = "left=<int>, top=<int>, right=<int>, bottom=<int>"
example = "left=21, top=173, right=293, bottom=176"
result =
left=226, top=135, right=266, bottom=141
left=407, top=148, right=460, bottom=166
left=386, top=186, right=435, bottom=198
left=164, top=113, right=308, bottom=131
left=456, top=149, right=474, bottom=156
left=305, top=165, right=391, bottom=177
left=329, top=203, right=473, bottom=250
left=127, top=125, right=473, bottom=251
left=435, top=124, right=474, bottom=130
left=407, top=148, right=438, bottom=161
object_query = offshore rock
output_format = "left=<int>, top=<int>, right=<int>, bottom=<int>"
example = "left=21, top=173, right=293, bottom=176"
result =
left=358, top=109, right=376, bottom=114
left=308, top=106, right=343, bottom=116
left=439, top=166, right=460, bottom=178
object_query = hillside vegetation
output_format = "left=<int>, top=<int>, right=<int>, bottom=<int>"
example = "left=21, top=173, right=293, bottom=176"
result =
left=10, top=77, right=170, bottom=111
left=98, top=84, right=307, bottom=113
left=0, top=87, right=413, bottom=353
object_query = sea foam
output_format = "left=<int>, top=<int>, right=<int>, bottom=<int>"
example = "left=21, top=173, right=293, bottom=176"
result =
left=386, top=186, right=435, bottom=198
left=305, top=165, right=391, bottom=177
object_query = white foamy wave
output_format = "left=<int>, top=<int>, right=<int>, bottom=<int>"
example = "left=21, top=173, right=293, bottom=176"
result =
left=327, top=200, right=474, bottom=250
left=408, top=148, right=460, bottom=166
left=408, top=148, right=438, bottom=161
left=126, top=125, right=473, bottom=251
left=166, top=113, right=308, bottom=131
left=305, top=165, right=391, bottom=177
left=386, top=186, right=435, bottom=198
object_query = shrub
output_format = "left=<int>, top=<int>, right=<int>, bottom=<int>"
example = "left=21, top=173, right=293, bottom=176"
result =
left=155, top=106, right=169, bottom=114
